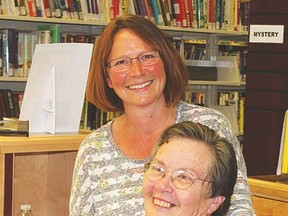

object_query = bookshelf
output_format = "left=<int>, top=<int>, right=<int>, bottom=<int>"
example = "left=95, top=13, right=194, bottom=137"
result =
left=0, top=1, right=251, bottom=214
left=0, top=1, right=248, bottom=129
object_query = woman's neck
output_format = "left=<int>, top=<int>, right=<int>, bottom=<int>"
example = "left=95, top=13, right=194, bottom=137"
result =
left=112, top=103, right=177, bottom=159
left=124, top=102, right=176, bottom=133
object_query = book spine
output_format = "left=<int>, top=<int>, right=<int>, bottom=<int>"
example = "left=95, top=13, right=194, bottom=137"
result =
left=150, top=0, right=164, bottom=25
left=23, top=32, right=30, bottom=77
left=0, top=90, right=8, bottom=117
left=196, top=0, right=204, bottom=28
left=48, top=0, right=57, bottom=17
left=89, top=0, right=97, bottom=20
left=207, top=0, right=215, bottom=30
left=17, top=31, right=25, bottom=77
left=156, top=0, right=164, bottom=25
left=34, top=0, right=44, bottom=16
left=10, top=29, right=19, bottom=77
left=85, top=0, right=92, bottom=20
left=12, top=92, right=21, bottom=118
left=219, top=0, right=224, bottom=30
left=236, top=0, right=240, bottom=31
left=187, top=0, right=194, bottom=28
left=97, top=0, right=106, bottom=21
left=215, top=0, right=221, bottom=30
left=173, top=0, right=187, bottom=27
left=42, top=0, right=52, bottom=17
left=2, top=0, right=15, bottom=15
left=191, top=0, right=197, bottom=28
left=238, top=96, right=244, bottom=134
left=113, top=0, right=120, bottom=18
left=54, top=0, right=63, bottom=17
left=17, top=91, right=24, bottom=111
left=159, top=0, right=172, bottom=26
left=69, top=0, right=79, bottom=19
left=202, top=0, right=207, bottom=29
left=59, top=0, right=68, bottom=18
left=240, top=0, right=249, bottom=32
left=131, top=0, right=139, bottom=15
left=120, top=0, right=129, bottom=16
left=14, top=0, right=20, bottom=15
left=228, top=0, right=236, bottom=31
left=143, top=0, right=155, bottom=23
left=0, top=33, right=2, bottom=77
left=138, top=0, right=149, bottom=19
left=19, top=0, right=28, bottom=15
left=2, top=89, right=15, bottom=117
left=1, top=29, right=9, bottom=77
left=27, top=0, right=37, bottom=16
left=100, top=0, right=112, bottom=22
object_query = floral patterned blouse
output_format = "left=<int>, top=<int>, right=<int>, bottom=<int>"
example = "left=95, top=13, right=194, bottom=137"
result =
left=69, top=101, right=255, bottom=216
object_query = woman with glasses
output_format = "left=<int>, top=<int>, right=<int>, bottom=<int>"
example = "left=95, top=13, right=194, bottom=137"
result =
left=143, top=121, right=237, bottom=216
left=70, top=14, right=254, bottom=215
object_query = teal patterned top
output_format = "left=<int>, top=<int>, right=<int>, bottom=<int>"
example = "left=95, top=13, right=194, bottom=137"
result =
left=69, top=101, right=255, bottom=216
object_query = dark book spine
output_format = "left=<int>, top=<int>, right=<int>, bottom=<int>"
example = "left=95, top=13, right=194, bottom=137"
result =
left=0, top=90, right=7, bottom=118
left=4, top=89, right=16, bottom=117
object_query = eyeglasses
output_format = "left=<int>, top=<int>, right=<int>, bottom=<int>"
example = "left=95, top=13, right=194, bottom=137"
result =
left=144, top=162, right=212, bottom=190
left=106, top=50, right=161, bottom=73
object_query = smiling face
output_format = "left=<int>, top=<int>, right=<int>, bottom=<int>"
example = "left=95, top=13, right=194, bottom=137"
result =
left=143, top=137, right=224, bottom=216
left=106, top=29, right=167, bottom=109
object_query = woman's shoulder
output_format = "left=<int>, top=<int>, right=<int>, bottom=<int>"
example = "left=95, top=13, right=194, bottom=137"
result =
left=79, top=121, right=113, bottom=149
left=176, top=101, right=233, bottom=136
left=177, top=101, right=226, bottom=120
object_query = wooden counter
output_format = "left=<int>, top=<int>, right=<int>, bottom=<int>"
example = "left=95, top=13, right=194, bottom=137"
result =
left=248, top=175, right=288, bottom=216
left=3, top=132, right=287, bottom=216
left=0, top=131, right=90, bottom=216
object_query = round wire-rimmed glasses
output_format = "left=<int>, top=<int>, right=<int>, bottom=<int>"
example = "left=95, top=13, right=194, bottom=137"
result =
left=144, top=162, right=212, bottom=190
left=106, top=50, right=161, bottom=73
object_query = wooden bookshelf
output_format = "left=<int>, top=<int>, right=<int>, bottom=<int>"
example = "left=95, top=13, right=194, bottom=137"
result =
left=0, top=131, right=90, bottom=216
left=243, top=0, right=288, bottom=175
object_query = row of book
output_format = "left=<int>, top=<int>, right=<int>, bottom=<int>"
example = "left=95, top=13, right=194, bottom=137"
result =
left=183, top=89, right=245, bottom=135
left=0, top=89, right=24, bottom=119
left=0, top=25, right=99, bottom=77
left=0, top=27, right=53, bottom=78
left=0, top=89, right=105, bottom=132
left=217, top=90, right=245, bottom=134
left=173, top=38, right=247, bottom=82
left=138, top=0, right=250, bottom=31
left=184, top=91, right=205, bottom=106
left=81, top=90, right=205, bottom=131
left=0, top=0, right=250, bottom=31
left=0, top=88, right=244, bottom=133
left=79, top=99, right=122, bottom=130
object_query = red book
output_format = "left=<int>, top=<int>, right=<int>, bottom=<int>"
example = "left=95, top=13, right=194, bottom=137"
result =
left=208, top=0, right=215, bottom=29
left=187, top=0, right=194, bottom=27
left=144, top=0, right=155, bottom=23
left=42, top=0, right=52, bottom=17
left=27, top=0, right=37, bottom=17
left=113, top=0, right=120, bottom=18
left=173, top=0, right=188, bottom=27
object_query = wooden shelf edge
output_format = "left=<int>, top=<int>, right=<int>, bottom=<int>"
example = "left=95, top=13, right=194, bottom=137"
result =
left=0, top=131, right=91, bottom=153
left=248, top=177, right=288, bottom=202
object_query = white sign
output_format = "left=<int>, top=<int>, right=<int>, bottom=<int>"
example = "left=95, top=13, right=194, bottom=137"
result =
left=249, top=25, right=284, bottom=43
left=20, top=43, right=93, bottom=134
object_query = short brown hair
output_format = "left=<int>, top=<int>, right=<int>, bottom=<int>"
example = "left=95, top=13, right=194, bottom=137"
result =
left=86, top=14, right=188, bottom=112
